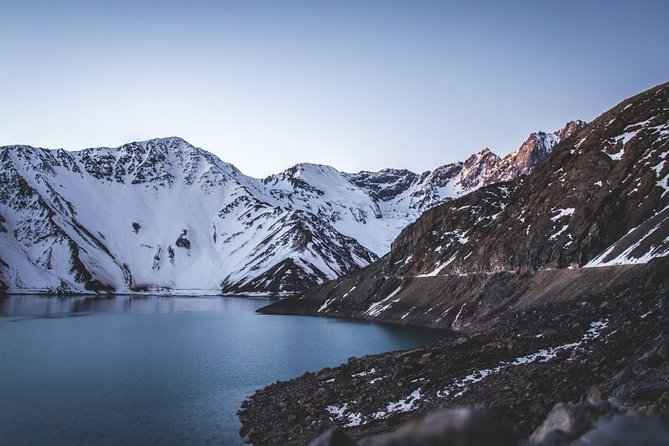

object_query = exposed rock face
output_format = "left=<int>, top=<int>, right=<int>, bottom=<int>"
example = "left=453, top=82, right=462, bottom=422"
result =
left=564, top=413, right=669, bottom=446
left=261, top=82, right=669, bottom=327
left=175, top=230, right=191, bottom=249
left=393, top=87, right=667, bottom=276
left=348, top=169, right=420, bottom=202
left=346, top=121, right=584, bottom=214
left=0, top=121, right=576, bottom=295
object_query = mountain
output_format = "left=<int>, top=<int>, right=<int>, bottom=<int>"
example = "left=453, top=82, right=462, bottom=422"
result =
left=243, top=82, right=669, bottom=446
left=0, top=122, right=582, bottom=295
left=261, top=81, right=669, bottom=327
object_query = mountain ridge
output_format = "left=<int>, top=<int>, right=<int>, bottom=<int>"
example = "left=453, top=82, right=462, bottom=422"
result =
left=260, top=81, right=669, bottom=327
left=0, top=121, right=583, bottom=295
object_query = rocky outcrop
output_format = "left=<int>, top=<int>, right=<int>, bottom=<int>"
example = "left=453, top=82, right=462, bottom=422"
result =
left=309, top=409, right=519, bottom=446
left=342, top=169, right=420, bottom=202
left=306, top=406, right=669, bottom=446
left=346, top=120, right=584, bottom=214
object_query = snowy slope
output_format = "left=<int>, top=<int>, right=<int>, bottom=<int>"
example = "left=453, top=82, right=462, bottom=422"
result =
left=0, top=121, right=582, bottom=295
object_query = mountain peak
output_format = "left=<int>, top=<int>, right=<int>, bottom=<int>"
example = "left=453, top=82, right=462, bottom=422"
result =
left=556, top=120, right=587, bottom=140
left=138, top=136, right=191, bottom=146
left=118, top=136, right=197, bottom=155
left=294, top=162, right=339, bottom=173
left=463, top=147, right=500, bottom=166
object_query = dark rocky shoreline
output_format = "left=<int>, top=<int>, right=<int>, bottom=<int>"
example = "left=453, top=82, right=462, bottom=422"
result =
left=238, top=258, right=669, bottom=445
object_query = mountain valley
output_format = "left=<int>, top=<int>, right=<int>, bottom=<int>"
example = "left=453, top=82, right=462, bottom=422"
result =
left=0, top=121, right=582, bottom=295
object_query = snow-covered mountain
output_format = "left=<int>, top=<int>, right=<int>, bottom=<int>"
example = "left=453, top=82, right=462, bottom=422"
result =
left=0, top=121, right=583, bottom=295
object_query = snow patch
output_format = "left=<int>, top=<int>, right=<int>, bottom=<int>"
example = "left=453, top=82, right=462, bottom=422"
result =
left=437, top=320, right=608, bottom=399
left=452, top=303, right=466, bottom=328
left=373, top=389, right=422, bottom=419
left=342, top=286, right=356, bottom=298
left=344, top=412, right=363, bottom=427
left=326, top=403, right=349, bottom=419
left=434, top=306, right=454, bottom=323
left=585, top=208, right=669, bottom=267
left=549, top=224, right=570, bottom=241
left=364, top=285, right=403, bottom=317
left=417, top=255, right=456, bottom=277
left=352, top=368, right=376, bottom=378
left=326, top=402, right=364, bottom=427
left=317, top=298, right=335, bottom=313
left=550, top=208, right=575, bottom=221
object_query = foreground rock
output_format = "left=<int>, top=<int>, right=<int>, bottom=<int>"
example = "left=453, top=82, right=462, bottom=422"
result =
left=307, top=406, right=669, bottom=446
left=239, top=257, right=669, bottom=445
left=310, top=409, right=518, bottom=446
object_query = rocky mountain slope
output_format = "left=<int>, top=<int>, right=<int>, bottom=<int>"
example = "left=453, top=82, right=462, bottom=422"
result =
left=241, top=258, right=669, bottom=445
left=0, top=123, right=581, bottom=295
left=262, top=81, right=669, bottom=326
left=242, top=81, right=669, bottom=445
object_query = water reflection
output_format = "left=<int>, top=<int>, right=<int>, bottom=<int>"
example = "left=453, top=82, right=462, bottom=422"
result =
left=0, top=294, right=446, bottom=445
left=0, top=294, right=263, bottom=318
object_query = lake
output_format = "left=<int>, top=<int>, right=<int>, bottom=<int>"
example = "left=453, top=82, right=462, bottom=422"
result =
left=0, top=295, right=445, bottom=445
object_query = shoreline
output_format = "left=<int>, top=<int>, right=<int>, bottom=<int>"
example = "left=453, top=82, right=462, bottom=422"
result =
left=238, top=260, right=669, bottom=445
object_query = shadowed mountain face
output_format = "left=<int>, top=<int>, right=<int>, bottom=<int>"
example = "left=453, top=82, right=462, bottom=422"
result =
left=0, top=121, right=580, bottom=295
left=261, top=81, right=669, bottom=327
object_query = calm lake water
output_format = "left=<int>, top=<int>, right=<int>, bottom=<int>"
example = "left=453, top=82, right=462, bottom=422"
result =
left=0, top=295, right=445, bottom=445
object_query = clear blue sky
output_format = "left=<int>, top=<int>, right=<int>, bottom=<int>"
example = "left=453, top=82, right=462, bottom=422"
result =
left=1, top=0, right=668, bottom=177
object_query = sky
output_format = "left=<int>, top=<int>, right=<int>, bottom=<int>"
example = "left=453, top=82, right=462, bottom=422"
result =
left=1, top=1, right=668, bottom=178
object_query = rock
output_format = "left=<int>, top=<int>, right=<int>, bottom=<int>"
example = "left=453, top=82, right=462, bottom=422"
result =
left=308, top=409, right=669, bottom=446
left=645, top=354, right=663, bottom=368
left=308, top=428, right=356, bottom=446
left=611, top=382, right=669, bottom=405
left=588, top=386, right=603, bottom=403
left=176, top=230, right=191, bottom=249
left=418, top=353, right=432, bottom=364
left=359, top=409, right=518, bottom=446
left=632, top=362, right=648, bottom=376
left=570, top=413, right=669, bottom=446
left=317, top=370, right=338, bottom=382
left=529, top=402, right=616, bottom=444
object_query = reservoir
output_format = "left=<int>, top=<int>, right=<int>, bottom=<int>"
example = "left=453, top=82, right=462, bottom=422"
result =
left=0, top=295, right=444, bottom=445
